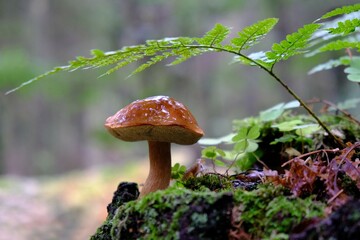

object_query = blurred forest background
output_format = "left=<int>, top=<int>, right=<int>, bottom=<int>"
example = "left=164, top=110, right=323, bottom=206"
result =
left=0, top=0, right=359, bottom=239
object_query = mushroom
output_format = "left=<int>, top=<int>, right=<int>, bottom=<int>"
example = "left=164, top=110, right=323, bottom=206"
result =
left=104, top=96, right=204, bottom=197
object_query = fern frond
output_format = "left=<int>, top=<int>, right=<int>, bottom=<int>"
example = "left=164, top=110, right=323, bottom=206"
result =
left=308, top=14, right=359, bottom=50
left=98, top=54, right=146, bottom=78
left=320, top=4, right=360, bottom=20
left=74, top=38, right=189, bottom=72
left=305, top=10, right=360, bottom=58
left=306, top=37, right=360, bottom=58
left=5, top=66, right=69, bottom=95
left=168, top=48, right=210, bottom=66
left=328, top=18, right=360, bottom=35
left=5, top=37, right=205, bottom=93
left=128, top=52, right=173, bottom=78
left=68, top=46, right=148, bottom=70
left=196, top=23, right=230, bottom=46
left=319, top=40, right=360, bottom=52
left=305, top=7, right=360, bottom=79
left=9, top=6, right=359, bottom=95
left=230, top=18, right=278, bottom=51
left=266, top=23, right=320, bottom=66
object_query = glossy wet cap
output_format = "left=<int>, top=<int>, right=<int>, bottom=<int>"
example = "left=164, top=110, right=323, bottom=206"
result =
left=105, top=96, right=204, bottom=145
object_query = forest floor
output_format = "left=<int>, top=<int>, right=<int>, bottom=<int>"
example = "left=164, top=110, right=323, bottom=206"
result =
left=0, top=149, right=191, bottom=240
left=0, top=170, right=117, bottom=240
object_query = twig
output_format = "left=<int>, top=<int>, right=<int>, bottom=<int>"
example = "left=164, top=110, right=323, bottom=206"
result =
left=225, top=153, right=242, bottom=176
left=306, top=98, right=360, bottom=126
left=333, top=142, right=360, bottom=190
left=327, top=189, right=344, bottom=204
left=281, top=148, right=340, bottom=167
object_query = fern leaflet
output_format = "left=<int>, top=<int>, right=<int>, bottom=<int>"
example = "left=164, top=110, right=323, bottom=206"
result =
left=266, top=23, right=320, bottom=67
left=230, top=18, right=278, bottom=51
left=168, top=48, right=210, bottom=66
left=128, top=52, right=173, bottom=78
left=319, top=40, right=360, bottom=52
left=98, top=54, right=146, bottom=78
left=320, top=4, right=360, bottom=20
left=328, top=18, right=360, bottom=35
left=196, top=23, right=230, bottom=46
left=5, top=66, right=68, bottom=95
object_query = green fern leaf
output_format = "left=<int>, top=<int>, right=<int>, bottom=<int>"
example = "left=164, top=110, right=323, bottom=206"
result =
left=168, top=48, right=209, bottom=66
left=231, top=18, right=278, bottom=51
left=5, top=66, right=68, bottom=95
left=196, top=23, right=230, bottom=46
left=98, top=54, right=146, bottom=77
left=158, top=38, right=211, bottom=66
left=319, top=40, right=360, bottom=52
left=128, top=52, right=173, bottom=78
left=320, top=4, right=360, bottom=20
left=266, top=23, right=320, bottom=65
left=328, top=18, right=360, bottom=35
left=69, top=46, right=146, bottom=70
left=91, top=49, right=105, bottom=57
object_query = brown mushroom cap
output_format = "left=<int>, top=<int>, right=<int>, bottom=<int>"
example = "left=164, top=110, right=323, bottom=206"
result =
left=105, top=96, right=204, bottom=145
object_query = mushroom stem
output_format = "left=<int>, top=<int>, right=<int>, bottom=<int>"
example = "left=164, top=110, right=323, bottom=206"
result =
left=140, top=141, right=172, bottom=197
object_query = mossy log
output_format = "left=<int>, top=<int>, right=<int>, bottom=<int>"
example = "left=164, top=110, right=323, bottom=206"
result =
left=90, top=177, right=348, bottom=240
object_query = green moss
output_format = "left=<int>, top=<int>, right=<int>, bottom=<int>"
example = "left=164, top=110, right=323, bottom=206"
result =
left=91, top=221, right=113, bottom=240
left=90, top=182, right=139, bottom=240
left=290, top=199, right=360, bottom=239
left=92, top=180, right=329, bottom=239
left=349, top=208, right=360, bottom=222
left=340, top=173, right=360, bottom=198
left=110, top=187, right=233, bottom=239
left=91, top=182, right=328, bottom=239
left=182, top=173, right=233, bottom=191
left=233, top=184, right=325, bottom=238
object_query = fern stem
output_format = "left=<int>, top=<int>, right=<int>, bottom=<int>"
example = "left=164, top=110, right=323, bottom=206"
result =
left=266, top=70, right=345, bottom=148
left=195, top=44, right=346, bottom=148
left=257, top=67, right=345, bottom=148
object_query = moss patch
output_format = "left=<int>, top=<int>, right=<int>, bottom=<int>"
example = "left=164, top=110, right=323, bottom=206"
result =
left=182, top=173, right=233, bottom=192
left=91, top=182, right=328, bottom=239
left=233, top=185, right=325, bottom=238
left=111, top=187, right=233, bottom=239
left=90, top=182, right=139, bottom=240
